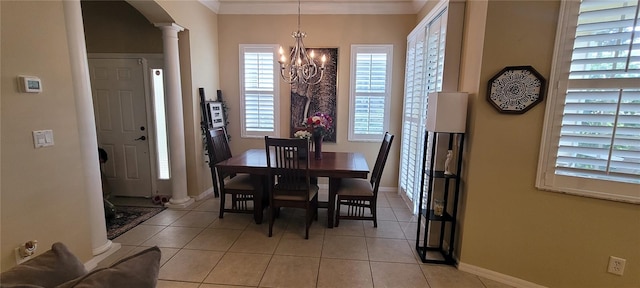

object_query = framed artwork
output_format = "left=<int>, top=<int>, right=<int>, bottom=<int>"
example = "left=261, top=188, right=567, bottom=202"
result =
left=290, top=47, right=338, bottom=142
left=208, top=102, right=225, bottom=128
left=487, top=66, right=546, bottom=114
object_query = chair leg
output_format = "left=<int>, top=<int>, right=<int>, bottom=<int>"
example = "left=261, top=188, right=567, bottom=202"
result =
left=269, top=206, right=275, bottom=237
left=372, top=201, right=377, bottom=228
left=335, top=198, right=340, bottom=227
left=219, top=191, right=226, bottom=219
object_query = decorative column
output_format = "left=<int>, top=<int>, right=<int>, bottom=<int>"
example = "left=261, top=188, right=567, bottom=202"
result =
left=62, top=0, right=113, bottom=255
left=155, top=23, right=194, bottom=208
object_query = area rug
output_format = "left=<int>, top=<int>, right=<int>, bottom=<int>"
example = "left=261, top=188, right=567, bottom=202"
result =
left=106, top=206, right=165, bottom=240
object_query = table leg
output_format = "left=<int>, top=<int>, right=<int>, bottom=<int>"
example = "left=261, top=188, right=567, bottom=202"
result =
left=327, top=178, right=341, bottom=228
left=250, top=174, right=264, bottom=224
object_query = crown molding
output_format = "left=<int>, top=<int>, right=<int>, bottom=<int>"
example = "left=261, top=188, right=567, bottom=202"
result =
left=199, top=0, right=427, bottom=15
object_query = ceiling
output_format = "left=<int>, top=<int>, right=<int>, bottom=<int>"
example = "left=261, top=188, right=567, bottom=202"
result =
left=199, top=0, right=428, bottom=15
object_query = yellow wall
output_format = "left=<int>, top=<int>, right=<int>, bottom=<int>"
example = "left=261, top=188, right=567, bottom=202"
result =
left=458, top=1, right=640, bottom=287
left=81, top=1, right=163, bottom=53
left=0, top=1, right=93, bottom=270
left=217, top=14, right=415, bottom=187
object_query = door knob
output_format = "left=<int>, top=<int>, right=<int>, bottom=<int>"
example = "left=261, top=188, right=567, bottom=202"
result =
left=134, top=136, right=146, bottom=141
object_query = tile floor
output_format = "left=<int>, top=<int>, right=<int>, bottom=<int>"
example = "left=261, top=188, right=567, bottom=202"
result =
left=97, top=191, right=513, bottom=288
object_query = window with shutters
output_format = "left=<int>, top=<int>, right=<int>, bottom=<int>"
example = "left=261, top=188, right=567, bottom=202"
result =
left=349, top=45, right=393, bottom=141
left=239, top=44, right=280, bottom=138
left=399, top=1, right=458, bottom=212
left=537, top=0, right=640, bottom=203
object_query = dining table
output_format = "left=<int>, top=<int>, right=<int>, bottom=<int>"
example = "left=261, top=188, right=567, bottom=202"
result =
left=215, top=148, right=370, bottom=228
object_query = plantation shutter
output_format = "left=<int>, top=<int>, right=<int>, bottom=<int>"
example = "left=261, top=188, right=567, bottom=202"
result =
left=399, top=7, right=448, bottom=211
left=353, top=51, right=389, bottom=137
left=556, top=0, right=640, bottom=184
left=240, top=45, right=279, bottom=137
left=537, top=0, right=639, bottom=203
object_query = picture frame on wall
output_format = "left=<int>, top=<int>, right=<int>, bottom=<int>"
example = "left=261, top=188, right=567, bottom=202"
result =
left=208, top=102, right=225, bottom=128
left=290, top=47, right=338, bottom=142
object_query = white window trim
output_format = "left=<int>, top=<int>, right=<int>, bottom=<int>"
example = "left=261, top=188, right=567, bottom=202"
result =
left=238, top=44, right=280, bottom=138
left=536, top=1, right=640, bottom=204
left=348, top=44, right=393, bottom=142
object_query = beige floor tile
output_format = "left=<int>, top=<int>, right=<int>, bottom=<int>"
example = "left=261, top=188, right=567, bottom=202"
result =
left=326, top=219, right=365, bottom=236
left=317, top=258, right=373, bottom=288
left=93, top=245, right=137, bottom=269
left=199, top=284, right=256, bottom=288
left=370, top=262, right=429, bottom=288
left=229, top=229, right=281, bottom=254
left=141, top=226, right=203, bottom=248
left=387, top=198, right=410, bottom=209
left=145, top=209, right=189, bottom=226
left=203, top=252, right=271, bottom=286
left=394, top=208, right=418, bottom=222
left=366, top=238, right=416, bottom=263
left=321, top=235, right=368, bottom=260
left=112, top=224, right=165, bottom=245
left=158, top=249, right=224, bottom=282
left=479, top=276, right=516, bottom=288
left=282, top=216, right=326, bottom=238
left=376, top=207, right=398, bottom=221
left=259, top=255, right=320, bottom=288
left=209, top=213, right=253, bottom=230
left=421, top=264, right=485, bottom=288
left=170, top=211, right=219, bottom=228
left=156, top=280, right=200, bottom=288
left=123, top=245, right=179, bottom=267
left=376, top=197, right=391, bottom=208
left=401, top=221, right=419, bottom=240
left=185, top=228, right=242, bottom=251
left=274, top=236, right=323, bottom=257
left=193, top=198, right=221, bottom=212
left=364, top=220, right=406, bottom=239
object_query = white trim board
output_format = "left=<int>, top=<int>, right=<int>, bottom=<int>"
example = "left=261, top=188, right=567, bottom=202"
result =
left=458, top=262, right=547, bottom=288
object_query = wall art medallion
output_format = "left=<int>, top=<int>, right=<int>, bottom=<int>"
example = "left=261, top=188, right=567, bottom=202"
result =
left=487, top=65, right=546, bottom=114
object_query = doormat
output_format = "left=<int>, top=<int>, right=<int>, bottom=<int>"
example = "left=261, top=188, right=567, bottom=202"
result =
left=106, top=206, right=166, bottom=240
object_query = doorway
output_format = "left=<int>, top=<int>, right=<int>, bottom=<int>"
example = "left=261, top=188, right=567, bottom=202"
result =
left=89, top=56, right=165, bottom=198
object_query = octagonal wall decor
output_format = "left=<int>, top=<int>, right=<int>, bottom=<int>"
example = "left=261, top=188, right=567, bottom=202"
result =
left=487, top=65, right=546, bottom=114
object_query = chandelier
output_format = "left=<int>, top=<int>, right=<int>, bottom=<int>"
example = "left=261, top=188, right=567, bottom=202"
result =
left=278, top=0, right=325, bottom=85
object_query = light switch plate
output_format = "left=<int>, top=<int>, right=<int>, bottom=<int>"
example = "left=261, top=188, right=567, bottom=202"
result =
left=33, top=130, right=54, bottom=148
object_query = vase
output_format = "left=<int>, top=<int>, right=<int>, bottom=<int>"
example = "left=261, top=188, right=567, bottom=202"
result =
left=313, top=134, right=323, bottom=160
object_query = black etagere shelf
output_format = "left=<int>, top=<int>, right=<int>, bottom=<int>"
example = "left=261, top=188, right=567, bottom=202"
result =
left=415, top=131, right=464, bottom=265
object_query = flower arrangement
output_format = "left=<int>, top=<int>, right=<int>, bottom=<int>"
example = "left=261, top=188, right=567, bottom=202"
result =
left=294, top=130, right=312, bottom=139
left=306, top=112, right=333, bottom=137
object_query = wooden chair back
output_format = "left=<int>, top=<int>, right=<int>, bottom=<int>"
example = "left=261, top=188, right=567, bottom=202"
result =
left=370, top=132, right=394, bottom=192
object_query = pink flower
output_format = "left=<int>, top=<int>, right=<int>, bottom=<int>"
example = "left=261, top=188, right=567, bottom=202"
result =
left=305, top=112, right=333, bottom=137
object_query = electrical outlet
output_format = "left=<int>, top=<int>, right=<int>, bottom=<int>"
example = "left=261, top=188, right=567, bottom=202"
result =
left=607, top=256, right=626, bottom=276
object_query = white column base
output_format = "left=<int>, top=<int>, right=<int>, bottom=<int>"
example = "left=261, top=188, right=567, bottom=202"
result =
left=164, top=197, right=194, bottom=208
left=84, top=242, right=122, bottom=272
left=92, top=240, right=113, bottom=256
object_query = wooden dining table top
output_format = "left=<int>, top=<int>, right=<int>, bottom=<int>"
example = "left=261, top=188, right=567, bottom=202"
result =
left=215, top=148, right=370, bottom=179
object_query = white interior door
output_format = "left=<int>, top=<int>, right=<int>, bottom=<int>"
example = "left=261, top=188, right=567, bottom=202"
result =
left=89, top=58, right=152, bottom=197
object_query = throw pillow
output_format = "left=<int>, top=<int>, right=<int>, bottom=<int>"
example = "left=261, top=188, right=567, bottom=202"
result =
left=0, top=242, right=87, bottom=288
left=56, top=246, right=161, bottom=288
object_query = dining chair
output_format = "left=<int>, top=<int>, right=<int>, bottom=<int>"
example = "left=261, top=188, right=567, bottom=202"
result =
left=335, top=132, right=394, bottom=228
left=264, top=136, right=319, bottom=239
left=205, top=127, right=255, bottom=218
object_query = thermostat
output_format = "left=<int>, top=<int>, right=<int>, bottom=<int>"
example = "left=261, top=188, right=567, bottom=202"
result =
left=18, top=76, right=42, bottom=93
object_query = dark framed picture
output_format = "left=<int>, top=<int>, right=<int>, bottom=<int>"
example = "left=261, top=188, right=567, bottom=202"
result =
left=290, top=47, right=338, bottom=142
left=487, top=66, right=546, bottom=114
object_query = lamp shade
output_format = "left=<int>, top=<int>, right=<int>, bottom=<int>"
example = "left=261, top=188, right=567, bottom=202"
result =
left=426, top=92, right=468, bottom=133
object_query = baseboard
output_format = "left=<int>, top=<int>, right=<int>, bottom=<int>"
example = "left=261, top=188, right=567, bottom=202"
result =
left=84, top=242, right=122, bottom=271
left=195, top=187, right=214, bottom=201
left=457, top=262, right=547, bottom=288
